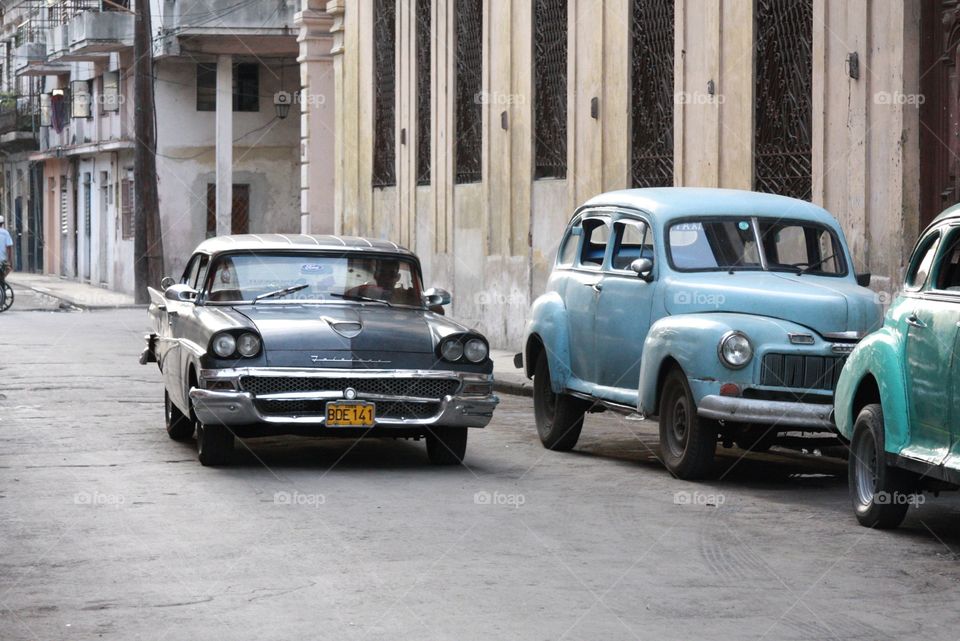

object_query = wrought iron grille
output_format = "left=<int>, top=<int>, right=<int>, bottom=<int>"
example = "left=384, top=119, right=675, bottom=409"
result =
left=534, top=0, right=567, bottom=179
left=455, top=0, right=482, bottom=184
left=754, top=0, right=813, bottom=200
left=630, top=0, right=674, bottom=188
left=416, top=0, right=432, bottom=186
left=372, top=0, right=397, bottom=188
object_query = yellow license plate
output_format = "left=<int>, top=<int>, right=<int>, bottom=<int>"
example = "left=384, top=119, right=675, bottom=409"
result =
left=325, top=401, right=376, bottom=427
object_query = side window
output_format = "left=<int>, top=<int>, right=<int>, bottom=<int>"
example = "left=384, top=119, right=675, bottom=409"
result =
left=181, top=255, right=200, bottom=286
left=905, top=232, right=940, bottom=291
left=611, top=220, right=651, bottom=271
left=579, top=218, right=610, bottom=268
left=557, top=227, right=580, bottom=266
left=934, top=229, right=960, bottom=291
left=191, top=255, right=210, bottom=291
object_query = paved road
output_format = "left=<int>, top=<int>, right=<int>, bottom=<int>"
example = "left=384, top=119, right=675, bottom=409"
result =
left=2, top=309, right=960, bottom=641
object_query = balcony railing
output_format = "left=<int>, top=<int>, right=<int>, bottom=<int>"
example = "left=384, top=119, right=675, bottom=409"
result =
left=0, top=95, right=38, bottom=136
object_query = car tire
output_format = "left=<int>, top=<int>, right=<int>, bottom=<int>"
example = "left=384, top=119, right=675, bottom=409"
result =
left=425, top=427, right=468, bottom=465
left=849, top=404, right=913, bottom=529
left=1, top=283, right=12, bottom=312
left=533, top=350, right=588, bottom=451
left=165, top=389, right=195, bottom=441
left=658, top=366, right=717, bottom=479
left=196, top=422, right=234, bottom=467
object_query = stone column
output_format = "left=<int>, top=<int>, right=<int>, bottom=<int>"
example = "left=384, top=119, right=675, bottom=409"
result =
left=215, top=54, right=233, bottom=236
left=296, top=1, right=336, bottom=234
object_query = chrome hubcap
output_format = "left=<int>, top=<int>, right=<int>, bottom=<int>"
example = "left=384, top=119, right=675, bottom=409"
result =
left=854, top=430, right=879, bottom=506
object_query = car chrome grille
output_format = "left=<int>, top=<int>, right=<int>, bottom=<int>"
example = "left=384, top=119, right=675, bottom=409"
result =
left=255, top=399, right=441, bottom=420
left=239, top=376, right=461, bottom=400
left=760, top=354, right=847, bottom=391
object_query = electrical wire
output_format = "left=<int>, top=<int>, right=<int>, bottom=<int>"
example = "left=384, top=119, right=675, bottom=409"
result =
left=154, top=116, right=283, bottom=161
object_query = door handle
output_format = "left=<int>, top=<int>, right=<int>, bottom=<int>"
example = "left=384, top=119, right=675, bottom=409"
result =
left=157, top=304, right=167, bottom=312
left=906, top=312, right=925, bottom=328
left=585, top=281, right=603, bottom=292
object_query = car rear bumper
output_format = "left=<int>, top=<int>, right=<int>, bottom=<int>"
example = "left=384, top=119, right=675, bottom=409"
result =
left=188, top=368, right=499, bottom=429
left=697, top=395, right=834, bottom=431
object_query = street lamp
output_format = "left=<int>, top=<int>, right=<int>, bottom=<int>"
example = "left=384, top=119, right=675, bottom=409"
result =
left=274, top=91, right=292, bottom=120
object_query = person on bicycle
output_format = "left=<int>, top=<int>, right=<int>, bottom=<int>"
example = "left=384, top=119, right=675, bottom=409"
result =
left=0, top=215, right=12, bottom=274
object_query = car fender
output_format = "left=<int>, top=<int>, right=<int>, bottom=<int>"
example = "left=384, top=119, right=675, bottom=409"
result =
left=637, top=313, right=822, bottom=416
left=834, top=328, right=910, bottom=451
left=523, top=291, right=572, bottom=393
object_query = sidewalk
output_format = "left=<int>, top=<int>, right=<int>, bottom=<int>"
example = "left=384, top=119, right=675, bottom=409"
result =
left=7, top=273, right=139, bottom=310
left=491, top=349, right=531, bottom=397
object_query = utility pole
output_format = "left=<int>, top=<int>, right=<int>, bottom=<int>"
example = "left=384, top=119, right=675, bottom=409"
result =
left=133, top=0, right=163, bottom=303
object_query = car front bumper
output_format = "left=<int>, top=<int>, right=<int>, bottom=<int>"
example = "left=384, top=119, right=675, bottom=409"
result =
left=697, top=395, right=834, bottom=431
left=188, top=368, right=499, bottom=429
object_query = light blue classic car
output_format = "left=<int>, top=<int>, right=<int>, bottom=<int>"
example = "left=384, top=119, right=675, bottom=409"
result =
left=519, top=188, right=882, bottom=479
left=835, top=204, right=960, bottom=529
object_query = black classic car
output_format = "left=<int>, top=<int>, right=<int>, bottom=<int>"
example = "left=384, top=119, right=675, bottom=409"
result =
left=140, top=234, right=499, bottom=466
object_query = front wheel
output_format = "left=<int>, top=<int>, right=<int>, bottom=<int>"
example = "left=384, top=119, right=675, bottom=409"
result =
left=165, top=390, right=195, bottom=441
left=658, top=367, right=717, bottom=479
left=425, top=427, right=468, bottom=465
left=197, top=422, right=234, bottom=466
left=533, top=351, right=588, bottom=451
left=849, top=404, right=913, bottom=529
left=0, top=282, right=12, bottom=312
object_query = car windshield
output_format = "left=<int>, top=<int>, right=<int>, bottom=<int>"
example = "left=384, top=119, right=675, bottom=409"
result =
left=668, top=218, right=846, bottom=276
left=203, top=252, right=424, bottom=306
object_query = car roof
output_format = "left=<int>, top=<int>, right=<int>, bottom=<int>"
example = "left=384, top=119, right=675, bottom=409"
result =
left=926, top=202, right=960, bottom=231
left=579, top=187, right=840, bottom=228
left=194, top=234, right=414, bottom=257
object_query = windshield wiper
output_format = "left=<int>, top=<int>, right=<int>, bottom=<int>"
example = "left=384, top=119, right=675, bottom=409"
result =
left=253, top=283, right=309, bottom=303
left=327, top=292, right=393, bottom=307
left=801, top=254, right=835, bottom=274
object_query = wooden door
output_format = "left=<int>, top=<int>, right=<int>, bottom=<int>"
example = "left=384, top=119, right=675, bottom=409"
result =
left=206, top=184, right=250, bottom=237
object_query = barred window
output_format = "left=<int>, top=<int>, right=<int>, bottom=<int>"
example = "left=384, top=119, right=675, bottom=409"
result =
left=630, top=0, right=674, bottom=188
left=534, top=0, right=567, bottom=179
left=455, top=0, right=482, bottom=184
left=754, top=0, right=812, bottom=200
left=416, top=0, right=431, bottom=186
left=372, top=0, right=397, bottom=188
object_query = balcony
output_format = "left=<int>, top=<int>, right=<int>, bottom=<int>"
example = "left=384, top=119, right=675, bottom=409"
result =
left=0, top=97, right=39, bottom=153
left=65, top=7, right=134, bottom=59
left=159, top=0, right=298, bottom=57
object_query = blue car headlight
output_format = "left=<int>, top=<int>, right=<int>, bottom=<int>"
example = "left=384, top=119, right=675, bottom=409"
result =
left=718, top=331, right=752, bottom=369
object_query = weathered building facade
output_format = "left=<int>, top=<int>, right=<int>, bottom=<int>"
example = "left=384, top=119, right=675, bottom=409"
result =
left=328, top=0, right=948, bottom=349
left=0, top=0, right=332, bottom=293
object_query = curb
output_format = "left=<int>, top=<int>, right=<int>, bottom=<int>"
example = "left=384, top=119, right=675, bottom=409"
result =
left=9, top=281, right=145, bottom=311
left=494, top=378, right=533, bottom=397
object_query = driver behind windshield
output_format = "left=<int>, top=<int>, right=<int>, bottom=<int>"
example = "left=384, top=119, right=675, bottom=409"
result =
left=345, top=259, right=419, bottom=305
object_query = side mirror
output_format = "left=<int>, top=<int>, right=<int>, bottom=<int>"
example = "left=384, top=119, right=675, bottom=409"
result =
left=160, top=276, right=176, bottom=290
left=423, top=287, right=452, bottom=307
left=630, top=257, right=654, bottom=281
left=856, top=272, right=871, bottom=287
left=164, top=283, right=198, bottom=302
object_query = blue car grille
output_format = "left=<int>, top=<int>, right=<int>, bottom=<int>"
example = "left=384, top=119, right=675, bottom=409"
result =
left=240, top=376, right=461, bottom=400
left=759, top=354, right=846, bottom=391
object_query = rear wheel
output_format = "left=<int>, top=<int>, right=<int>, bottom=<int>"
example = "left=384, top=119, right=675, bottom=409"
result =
left=533, top=350, right=588, bottom=451
left=849, top=404, right=912, bottom=529
left=165, top=389, right=195, bottom=441
left=658, top=366, right=717, bottom=479
left=425, top=427, right=468, bottom=465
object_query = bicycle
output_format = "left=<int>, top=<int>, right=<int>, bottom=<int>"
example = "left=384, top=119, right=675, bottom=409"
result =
left=0, top=262, right=13, bottom=312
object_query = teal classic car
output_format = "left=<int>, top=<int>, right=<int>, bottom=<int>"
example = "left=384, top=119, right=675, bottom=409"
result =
left=835, top=204, right=960, bottom=528
left=519, top=188, right=881, bottom=479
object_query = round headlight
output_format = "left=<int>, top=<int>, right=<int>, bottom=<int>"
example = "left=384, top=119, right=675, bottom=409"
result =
left=237, top=332, right=261, bottom=357
left=719, top=332, right=752, bottom=369
left=212, top=333, right=237, bottom=358
left=463, top=338, right=488, bottom=363
left=441, top=340, right=464, bottom=362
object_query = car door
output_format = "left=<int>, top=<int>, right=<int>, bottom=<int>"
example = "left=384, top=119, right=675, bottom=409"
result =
left=593, top=216, right=657, bottom=404
left=900, top=228, right=954, bottom=463
left=564, top=215, right=611, bottom=387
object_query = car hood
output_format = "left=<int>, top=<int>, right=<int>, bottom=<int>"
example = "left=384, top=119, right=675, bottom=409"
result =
left=662, top=272, right=881, bottom=337
left=231, top=303, right=465, bottom=354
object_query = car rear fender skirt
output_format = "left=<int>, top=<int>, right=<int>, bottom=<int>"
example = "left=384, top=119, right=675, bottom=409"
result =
left=524, top=291, right=572, bottom=394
